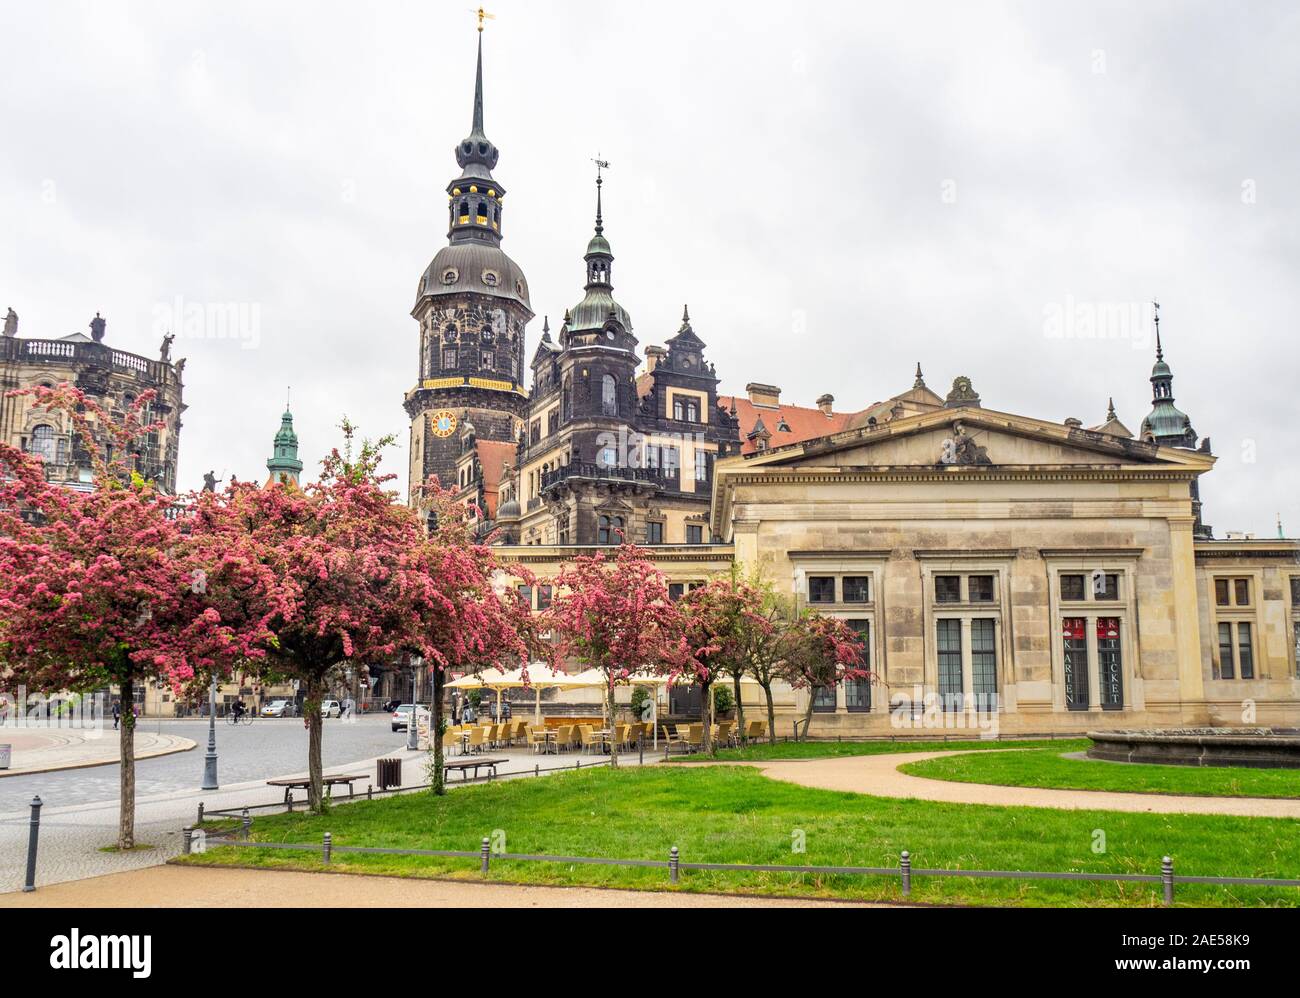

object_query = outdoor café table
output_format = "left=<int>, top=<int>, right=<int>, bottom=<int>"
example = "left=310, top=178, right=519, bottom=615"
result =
left=267, top=774, right=366, bottom=808
left=540, top=729, right=558, bottom=754
left=443, top=757, right=507, bottom=781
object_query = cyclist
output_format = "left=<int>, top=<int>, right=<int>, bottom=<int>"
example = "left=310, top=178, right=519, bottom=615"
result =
left=232, top=699, right=246, bottom=723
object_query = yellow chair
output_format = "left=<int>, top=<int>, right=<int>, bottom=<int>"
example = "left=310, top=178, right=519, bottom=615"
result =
left=715, top=720, right=734, bottom=747
left=467, top=726, right=487, bottom=754
left=441, top=727, right=460, bottom=756
left=579, top=724, right=602, bottom=755
left=554, top=725, right=573, bottom=753
left=527, top=725, right=549, bottom=754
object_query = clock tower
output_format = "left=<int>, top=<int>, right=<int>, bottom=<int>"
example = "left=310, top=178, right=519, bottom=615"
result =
left=404, top=26, right=531, bottom=505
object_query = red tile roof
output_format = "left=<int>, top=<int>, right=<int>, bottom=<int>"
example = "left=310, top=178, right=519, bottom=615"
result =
left=719, top=395, right=855, bottom=455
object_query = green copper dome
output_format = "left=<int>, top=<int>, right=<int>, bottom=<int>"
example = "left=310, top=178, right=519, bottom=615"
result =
left=267, top=406, right=304, bottom=485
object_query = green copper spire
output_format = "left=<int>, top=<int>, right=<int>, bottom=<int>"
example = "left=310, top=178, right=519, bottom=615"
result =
left=1139, top=300, right=1197, bottom=448
left=266, top=397, right=304, bottom=486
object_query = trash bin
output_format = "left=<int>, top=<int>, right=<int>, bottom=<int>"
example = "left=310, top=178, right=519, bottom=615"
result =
left=377, top=757, right=401, bottom=790
left=0, top=744, right=10, bottom=770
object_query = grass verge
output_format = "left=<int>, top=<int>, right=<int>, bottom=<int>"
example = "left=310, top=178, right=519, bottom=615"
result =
left=901, top=748, right=1300, bottom=799
left=670, top=737, right=1090, bottom=762
left=177, top=765, right=1300, bottom=907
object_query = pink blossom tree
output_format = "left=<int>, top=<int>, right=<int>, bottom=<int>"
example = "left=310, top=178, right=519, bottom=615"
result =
left=546, top=542, right=685, bottom=767
left=776, top=612, right=871, bottom=741
left=0, top=386, right=281, bottom=848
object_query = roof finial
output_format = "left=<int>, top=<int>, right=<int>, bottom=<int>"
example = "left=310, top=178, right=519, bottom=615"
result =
left=913, top=362, right=925, bottom=389
left=286, top=385, right=291, bottom=412
left=1279, top=512, right=1285, bottom=539
left=542, top=315, right=550, bottom=335
left=682, top=304, right=690, bottom=324
left=1153, top=298, right=1162, bottom=360
left=1107, top=396, right=1116, bottom=421
left=591, top=156, right=609, bottom=235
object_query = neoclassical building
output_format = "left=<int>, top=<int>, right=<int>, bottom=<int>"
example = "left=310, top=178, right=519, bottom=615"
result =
left=0, top=310, right=185, bottom=493
left=409, top=31, right=1299, bottom=734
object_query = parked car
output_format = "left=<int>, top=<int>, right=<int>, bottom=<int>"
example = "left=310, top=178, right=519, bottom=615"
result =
left=391, top=703, right=430, bottom=732
left=261, top=699, right=293, bottom=718
left=321, top=700, right=342, bottom=718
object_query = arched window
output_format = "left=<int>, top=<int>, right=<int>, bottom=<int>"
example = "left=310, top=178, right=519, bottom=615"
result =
left=601, top=374, right=617, bottom=416
left=561, top=377, right=572, bottom=422
left=476, top=201, right=488, bottom=220
left=598, top=515, right=625, bottom=545
left=30, top=424, right=56, bottom=462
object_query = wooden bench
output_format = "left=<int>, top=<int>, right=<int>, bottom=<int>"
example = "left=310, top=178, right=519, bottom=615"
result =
left=442, top=757, right=507, bottom=782
left=267, top=774, right=367, bottom=809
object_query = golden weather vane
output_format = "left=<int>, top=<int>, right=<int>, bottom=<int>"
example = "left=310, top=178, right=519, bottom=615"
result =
left=471, top=6, right=495, bottom=32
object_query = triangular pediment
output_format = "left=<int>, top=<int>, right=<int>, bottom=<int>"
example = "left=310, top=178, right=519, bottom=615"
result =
left=734, top=405, right=1215, bottom=472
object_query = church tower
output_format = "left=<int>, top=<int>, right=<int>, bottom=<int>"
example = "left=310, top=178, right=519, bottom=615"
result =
left=404, top=25, right=531, bottom=504
left=265, top=401, right=304, bottom=487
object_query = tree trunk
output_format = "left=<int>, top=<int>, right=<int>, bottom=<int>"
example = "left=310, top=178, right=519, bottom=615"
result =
left=701, top=681, right=714, bottom=756
left=431, top=668, right=446, bottom=796
left=801, top=694, right=816, bottom=742
left=607, top=679, right=619, bottom=768
left=732, top=672, right=746, bottom=740
left=118, top=674, right=136, bottom=850
left=763, top=682, right=777, bottom=745
left=305, top=678, right=324, bottom=813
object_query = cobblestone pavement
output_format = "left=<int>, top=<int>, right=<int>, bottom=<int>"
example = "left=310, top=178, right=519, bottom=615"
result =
left=0, top=864, right=889, bottom=907
left=0, top=722, right=193, bottom=776
left=0, top=733, right=650, bottom=894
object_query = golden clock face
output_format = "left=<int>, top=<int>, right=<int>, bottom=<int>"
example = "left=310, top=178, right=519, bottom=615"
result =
left=431, top=410, right=458, bottom=438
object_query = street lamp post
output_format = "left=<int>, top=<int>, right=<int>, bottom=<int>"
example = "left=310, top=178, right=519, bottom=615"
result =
left=201, top=675, right=219, bottom=790
left=406, top=662, right=419, bottom=751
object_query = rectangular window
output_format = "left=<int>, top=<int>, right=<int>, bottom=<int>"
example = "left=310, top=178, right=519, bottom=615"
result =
left=673, top=397, right=699, bottom=422
left=1061, top=574, right=1085, bottom=601
left=694, top=449, right=709, bottom=483
left=1062, top=617, right=1089, bottom=710
left=1294, top=622, right=1300, bottom=679
left=547, top=411, right=558, bottom=436
left=1238, top=622, right=1254, bottom=680
left=1290, top=577, right=1300, bottom=606
left=842, top=576, right=870, bottom=603
left=1097, top=617, right=1123, bottom=709
left=808, top=576, right=835, bottom=603
left=646, top=521, right=664, bottom=545
left=686, top=524, right=703, bottom=545
left=1234, top=578, right=1251, bottom=607
left=967, top=575, right=994, bottom=603
left=811, top=685, right=837, bottom=713
left=661, top=446, right=680, bottom=474
left=1217, top=621, right=1235, bottom=679
left=970, top=618, right=997, bottom=705
left=934, top=575, right=961, bottom=603
left=937, top=618, right=963, bottom=710
left=1095, top=573, right=1120, bottom=600
left=442, top=347, right=457, bottom=369
left=516, top=584, right=533, bottom=609
left=844, top=620, right=871, bottom=712
left=536, top=585, right=553, bottom=611
left=668, top=583, right=685, bottom=602
left=1215, top=578, right=1230, bottom=606
left=599, top=446, right=618, bottom=469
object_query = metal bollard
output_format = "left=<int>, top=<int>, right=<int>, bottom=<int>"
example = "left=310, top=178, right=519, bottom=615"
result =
left=1162, top=856, right=1174, bottom=906
left=286, top=792, right=294, bottom=814
left=367, top=783, right=373, bottom=801
left=322, top=832, right=332, bottom=864
left=639, top=735, right=644, bottom=766
left=242, top=809, right=252, bottom=839
left=534, top=764, right=539, bottom=778
left=197, top=801, right=205, bottom=825
left=23, top=796, right=42, bottom=892
left=900, top=850, right=911, bottom=898
left=182, top=825, right=194, bottom=856
left=669, top=846, right=680, bottom=884
left=480, top=836, right=491, bottom=873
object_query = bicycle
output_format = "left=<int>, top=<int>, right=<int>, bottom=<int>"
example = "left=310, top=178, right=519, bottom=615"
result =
left=226, top=710, right=254, bottom=726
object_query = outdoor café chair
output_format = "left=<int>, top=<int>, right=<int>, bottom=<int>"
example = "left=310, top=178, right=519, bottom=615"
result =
left=527, top=725, right=549, bottom=754
left=554, top=724, right=573, bottom=752
left=441, top=728, right=460, bottom=757
left=467, top=726, right=487, bottom=754
left=579, top=724, right=602, bottom=755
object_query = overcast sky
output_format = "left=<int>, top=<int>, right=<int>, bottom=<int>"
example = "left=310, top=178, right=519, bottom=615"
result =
left=2, top=1, right=1297, bottom=535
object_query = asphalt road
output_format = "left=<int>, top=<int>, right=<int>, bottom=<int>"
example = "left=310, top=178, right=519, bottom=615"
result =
left=0, top=714, right=408, bottom=812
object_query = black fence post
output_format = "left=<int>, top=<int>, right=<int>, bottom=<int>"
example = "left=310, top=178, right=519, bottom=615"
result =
left=1162, top=856, right=1174, bottom=906
left=900, top=850, right=911, bottom=898
left=481, top=836, right=491, bottom=873
left=669, top=845, right=680, bottom=885
left=196, top=801, right=205, bottom=825
left=23, top=796, right=42, bottom=893
left=242, top=809, right=252, bottom=839
left=182, top=825, right=194, bottom=856
left=322, top=832, right=332, bottom=864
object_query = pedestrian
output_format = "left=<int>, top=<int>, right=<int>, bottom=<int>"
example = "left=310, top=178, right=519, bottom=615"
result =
left=502, top=700, right=512, bottom=721
left=463, top=701, right=476, bottom=725
left=112, top=701, right=121, bottom=730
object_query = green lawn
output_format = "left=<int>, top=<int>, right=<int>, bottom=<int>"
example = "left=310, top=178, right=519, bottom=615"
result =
left=678, top=737, right=1090, bottom=762
left=178, top=765, right=1300, bottom=907
left=901, top=747, right=1300, bottom=799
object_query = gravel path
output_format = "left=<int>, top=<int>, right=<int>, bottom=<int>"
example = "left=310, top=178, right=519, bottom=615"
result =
left=689, top=751, right=1300, bottom=818
left=0, top=864, right=889, bottom=907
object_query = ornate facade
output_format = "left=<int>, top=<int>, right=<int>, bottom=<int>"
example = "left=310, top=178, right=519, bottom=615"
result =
left=413, top=31, right=1298, bottom=733
left=0, top=310, right=185, bottom=493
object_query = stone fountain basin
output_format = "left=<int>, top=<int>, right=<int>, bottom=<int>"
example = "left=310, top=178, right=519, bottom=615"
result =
left=1087, top=728, right=1300, bottom=769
